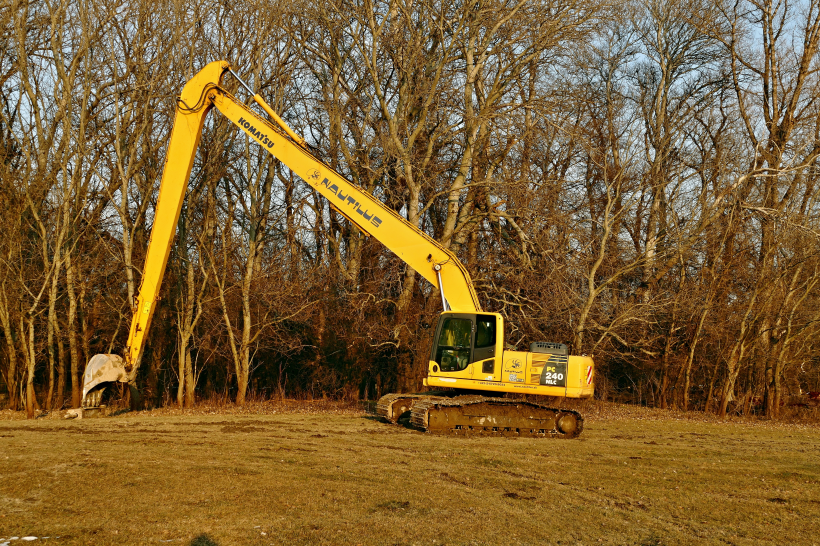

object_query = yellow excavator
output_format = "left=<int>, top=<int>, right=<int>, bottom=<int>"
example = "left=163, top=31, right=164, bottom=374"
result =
left=71, top=61, right=594, bottom=437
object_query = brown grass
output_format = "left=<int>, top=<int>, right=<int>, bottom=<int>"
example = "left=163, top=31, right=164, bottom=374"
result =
left=0, top=401, right=818, bottom=545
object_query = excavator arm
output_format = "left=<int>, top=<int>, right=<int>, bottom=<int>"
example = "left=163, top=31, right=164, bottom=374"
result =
left=79, top=61, right=481, bottom=406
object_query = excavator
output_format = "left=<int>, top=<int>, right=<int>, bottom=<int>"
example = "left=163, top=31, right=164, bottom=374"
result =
left=70, top=61, right=594, bottom=437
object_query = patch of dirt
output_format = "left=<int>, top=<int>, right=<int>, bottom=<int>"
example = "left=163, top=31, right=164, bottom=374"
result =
left=376, top=500, right=410, bottom=511
left=380, top=444, right=417, bottom=452
left=502, top=492, right=535, bottom=500
left=615, top=500, right=649, bottom=511
left=501, top=470, right=531, bottom=479
left=219, top=425, right=267, bottom=433
left=260, top=445, right=317, bottom=452
left=178, top=419, right=286, bottom=427
left=440, top=472, right=470, bottom=486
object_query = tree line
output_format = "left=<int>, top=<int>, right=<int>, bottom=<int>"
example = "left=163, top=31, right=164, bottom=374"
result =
left=2, top=0, right=819, bottom=418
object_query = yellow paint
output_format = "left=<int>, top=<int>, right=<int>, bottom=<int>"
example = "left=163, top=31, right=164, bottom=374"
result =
left=427, top=325, right=594, bottom=399
left=124, top=62, right=226, bottom=372
left=426, top=353, right=593, bottom=399
left=121, top=61, right=594, bottom=403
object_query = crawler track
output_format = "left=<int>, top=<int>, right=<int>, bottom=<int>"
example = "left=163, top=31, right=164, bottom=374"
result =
left=410, top=395, right=584, bottom=438
left=376, top=393, right=444, bottom=423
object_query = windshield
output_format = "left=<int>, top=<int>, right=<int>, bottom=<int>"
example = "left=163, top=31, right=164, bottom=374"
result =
left=435, top=318, right=472, bottom=371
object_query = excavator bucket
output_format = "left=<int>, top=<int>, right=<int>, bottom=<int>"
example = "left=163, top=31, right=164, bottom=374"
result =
left=64, top=354, right=128, bottom=418
left=82, top=353, right=128, bottom=403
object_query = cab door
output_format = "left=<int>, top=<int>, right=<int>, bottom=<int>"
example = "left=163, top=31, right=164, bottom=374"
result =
left=472, top=314, right=501, bottom=381
left=431, top=314, right=476, bottom=379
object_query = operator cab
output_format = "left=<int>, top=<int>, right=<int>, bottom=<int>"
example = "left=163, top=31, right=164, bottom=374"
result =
left=430, top=312, right=499, bottom=372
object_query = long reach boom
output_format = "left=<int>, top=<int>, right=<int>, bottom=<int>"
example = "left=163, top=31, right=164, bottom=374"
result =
left=104, top=61, right=481, bottom=391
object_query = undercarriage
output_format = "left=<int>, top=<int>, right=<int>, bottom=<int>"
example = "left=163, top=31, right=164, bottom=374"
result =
left=376, top=392, right=583, bottom=438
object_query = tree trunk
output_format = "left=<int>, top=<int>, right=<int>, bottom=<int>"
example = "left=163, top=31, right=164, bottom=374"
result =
left=55, top=325, right=65, bottom=410
left=24, top=315, right=37, bottom=418
left=184, top=348, right=195, bottom=408
left=46, top=289, right=57, bottom=410
left=704, top=355, right=721, bottom=414
left=659, top=317, right=676, bottom=410
left=145, top=344, right=163, bottom=409
left=177, top=334, right=188, bottom=407
left=0, top=284, right=19, bottom=410
left=680, top=305, right=709, bottom=411
left=719, top=344, right=745, bottom=418
left=396, top=182, right=420, bottom=314
left=79, top=281, right=90, bottom=384
left=65, top=254, right=81, bottom=407
left=176, top=328, right=197, bottom=408
left=235, top=358, right=249, bottom=406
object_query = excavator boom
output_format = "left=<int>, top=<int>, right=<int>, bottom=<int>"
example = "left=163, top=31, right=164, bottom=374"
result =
left=78, top=61, right=480, bottom=407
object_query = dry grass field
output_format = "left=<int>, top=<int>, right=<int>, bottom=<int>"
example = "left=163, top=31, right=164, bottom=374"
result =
left=0, top=401, right=818, bottom=546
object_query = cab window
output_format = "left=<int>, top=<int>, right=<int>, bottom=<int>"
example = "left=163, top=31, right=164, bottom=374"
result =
left=475, top=316, right=496, bottom=348
left=436, top=318, right=472, bottom=371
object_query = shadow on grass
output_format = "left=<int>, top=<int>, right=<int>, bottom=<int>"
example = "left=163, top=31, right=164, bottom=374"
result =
left=190, top=534, right=219, bottom=546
